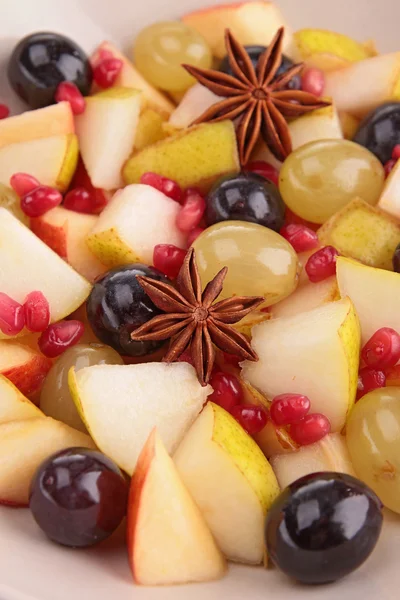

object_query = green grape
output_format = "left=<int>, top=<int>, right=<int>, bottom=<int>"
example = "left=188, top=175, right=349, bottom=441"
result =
left=346, top=387, right=400, bottom=514
left=0, top=183, right=29, bottom=226
left=133, top=21, right=212, bottom=92
left=192, top=221, right=299, bottom=305
left=279, top=139, right=385, bottom=224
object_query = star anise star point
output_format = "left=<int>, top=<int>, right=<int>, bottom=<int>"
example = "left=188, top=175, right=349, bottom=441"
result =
left=130, top=248, right=263, bottom=386
left=183, top=27, right=330, bottom=164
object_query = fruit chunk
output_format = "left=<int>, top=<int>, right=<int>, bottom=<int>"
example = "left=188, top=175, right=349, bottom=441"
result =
left=288, top=102, right=343, bottom=149
left=270, top=276, right=338, bottom=319
left=318, top=198, right=400, bottom=270
left=242, top=298, right=360, bottom=432
left=0, top=374, right=42, bottom=423
left=127, top=429, right=226, bottom=585
left=86, top=184, right=185, bottom=267
left=168, top=83, right=221, bottom=130
left=75, top=87, right=142, bottom=190
left=135, top=108, right=169, bottom=151
left=378, top=158, right=400, bottom=218
left=0, top=209, right=91, bottom=339
left=339, top=112, right=361, bottom=139
left=0, top=340, right=52, bottom=397
left=123, top=121, right=239, bottom=192
left=174, top=402, right=280, bottom=564
left=69, top=362, right=211, bottom=475
left=0, top=417, right=95, bottom=506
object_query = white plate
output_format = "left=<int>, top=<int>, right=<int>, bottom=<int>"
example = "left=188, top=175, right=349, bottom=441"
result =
left=0, top=1, right=400, bottom=599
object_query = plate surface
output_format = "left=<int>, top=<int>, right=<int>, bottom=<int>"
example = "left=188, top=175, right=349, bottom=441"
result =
left=0, top=1, right=400, bottom=599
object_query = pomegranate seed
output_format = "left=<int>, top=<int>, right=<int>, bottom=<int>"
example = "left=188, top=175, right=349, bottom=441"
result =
left=270, top=393, right=311, bottom=426
left=305, top=246, right=339, bottom=283
left=361, top=327, right=400, bottom=369
left=140, top=172, right=183, bottom=203
left=93, top=58, right=123, bottom=89
left=23, top=291, right=50, bottom=333
left=301, top=68, right=325, bottom=97
left=91, top=48, right=114, bottom=68
left=69, top=158, right=108, bottom=214
left=0, top=293, right=25, bottom=336
left=222, top=352, right=241, bottom=367
left=231, top=404, right=268, bottom=435
left=290, top=413, right=331, bottom=446
left=280, top=223, right=319, bottom=253
left=187, top=226, right=205, bottom=246
left=176, top=190, right=206, bottom=232
left=243, top=160, right=279, bottom=186
left=384, top=158, right=397, bottom=178
left=153, top=244, right=186, bottom=279
left=55, top=82, right=86, bottom=115
left=209, top=371, right=243, bottom=412
left=0, top=103, right=10, bottom=119
left=38, top=320, right=84, bottom=358
left=64, top=187, right=95, bottom=214
left=177, top=349, right=195, bottom=366
left=21, top=185, right=62, bottom=217
left=392, top=145, right=400, bottom=160
left=10, top=173, right=40, bottom=197
left=357, top=367, right=386, bottom=400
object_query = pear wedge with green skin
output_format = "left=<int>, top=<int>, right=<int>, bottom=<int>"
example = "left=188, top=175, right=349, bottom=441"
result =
left=0, top=374, right=43, bottom=424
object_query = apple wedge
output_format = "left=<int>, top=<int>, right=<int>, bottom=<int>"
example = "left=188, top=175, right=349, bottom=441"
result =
left=270, top=276, right=339, bottom=319
left=378, top=159, right=400, bottom=219
left=69, top=362, right=211, bottom=475
left=242, top=298, right=360, bottom=432
left=127, top=429, right=226, bottom=585
left=168, top=83, right=221, bottom=130
left=0, top=209, right=92, bottom=339
left=0, top=374, right=43, bottom=423
left=0, top=417, right=95, bottom=506
left=86, top=184, right=186, bottom=267
left=0, top=340, right=52, bottom=398
left=75, top=87, right=142, bottom=190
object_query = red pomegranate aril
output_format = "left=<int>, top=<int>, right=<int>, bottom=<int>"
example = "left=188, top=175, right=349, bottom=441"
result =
left=208, top=371, right=243, bottom=412
left=140, top=172, right=183, bottom=203
left=305, top=246, right=339, bottom=283
left=301, top=68, right=325, bottom=97
left=392, top=145, right=400, bottom=160
left=361, top=327, right=400, bottom=369
left=384, top=158, right=397, bottom=178
left=231, top=404, right=268, bottom=435
left=64, top=187, right=95, bottom=214
left=153, top=244, right=186, bottom=279
left=357, top=367, right=386, bottom=400
left=38, top=320, right=85, bottom=358
left=280, top=223, right=319, bottom=253
left=222, top=351, right=241, bottom=367
left=176, top=191, right=206, bottom=232
left=270, top=393, right=311, bottom=426
left=21, top=185, right=63, bottom=217
left=55, top=82, right=86, bottom=115
left=187, top=226, right=205, bottom=246
left=10, top=173, right=40, bottom=197
left=243, top=160, right=279, bottom=186
left=0, top=103, right=10, bottom=119
left=0, top=293, right=25, bottom=336
left=69, top=158, right=108, bottom=214
left=177, top=349, right=195, bottom=367
left=289, top=413, right=331, bottom=446
left=23, top=291, right=50, bottom=333
left=93, top=58, right=123, bottom=89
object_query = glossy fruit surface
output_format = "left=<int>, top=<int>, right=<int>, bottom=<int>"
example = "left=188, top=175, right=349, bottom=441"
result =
left=280, top=224, right=318, bottom=253
left=353, top=102, right=400, bottom=163
left=347, top=387, right=400, bottom=513
left=231, top=404, right=268, bottom=435
left=279, top=139, right=385, bottom=224
left=289, top=413, right=331, bottom=446
left=270, top=393, right=310, bottom=426
left=39, top=320, right=85, bottom=358
left=24, top=291, right=50, bottom=332
left=153, top=244, right=186, bottom=279
left=361, top=327, right=400, bottom=369
left=54, top=81, right=86, bottom=115
left=206, top=173, right=285, bottom=232
left=301, top=67, right=325, bottom=96
left=266, top=472, right=383, bottom=584
left=30, top=448, right=128, bottom=547
left=86, top=264, right=169, bottom=356
left=243, top=160, right=279, bottom=186
left=0, top=292, right=24, bottom=336
left=0, top=183, right=29, bottom=225
left=10, top=173, right=40, bottom=197
left=177, top=189, right=206, bottom=232
left=133, top=21, right=212, bottom=92
left=192, top=221, right=298, bottom=304
left=40, top=343, right=123, bottom=432
left=208, top=371, right=243, bottom=412
left=140, top=172, right=183, bottom=203
left=305, top=246, right=339, bottom=283
left=93, top=58, right=123, bottom=89
left=8, top=32, right=92, bottom=109
left=357, top=367, right=386, bottom=400
left=21, top=185, right=63, bottom=217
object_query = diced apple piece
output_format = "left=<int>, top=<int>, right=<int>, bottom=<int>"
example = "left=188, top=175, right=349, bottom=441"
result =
left=378, top=159, right=400, bottom=219
left=168, top=83, right=221, bottom=130
left=0, top=340, right=52, bottom=398
left=0, top=209, right=91, bottom=339
left=127, top=429, right=226, bottom=585
left=270, top=276, right=339, bottom=319
left=0, top=374, right=43, bottom=423
left=182, top=1, right=295, bottom=59
left=242, top=298, right=360, bottom=432
left=270, top=433, right=355, bottom=489
left=123, top=122, right=239, bottom=192
left=135, top=108, right=169, bottom=151
left=0, top=417, right=95, bottom=506
left=288, top=102, right=343, bottom=149
left=294, top=29, right=372, bottom=67
left=30, top=207, right=107, bottom=282
left=69, top=362, right=211, bottom=475
left=318, top=198, right=400, bottom=270
left=75, top=87, right=142, bottom=190
left=86, top=184, right=185, bottom=267
left=324, top=53, right=400, bottom=117
left=339, top=112, right=361, bottom=139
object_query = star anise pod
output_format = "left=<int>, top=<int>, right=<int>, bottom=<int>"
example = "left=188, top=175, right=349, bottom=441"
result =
left=130, top=248, right=263, bottom=386
left=183, top=27, right=330, bottom=164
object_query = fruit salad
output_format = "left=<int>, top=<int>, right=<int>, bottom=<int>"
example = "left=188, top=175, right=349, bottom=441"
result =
left=1, top=0, right=400, bottom=590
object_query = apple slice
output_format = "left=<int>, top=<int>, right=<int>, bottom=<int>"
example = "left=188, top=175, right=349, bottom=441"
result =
left=69, top=362, right=211, bottom=475
left=288, top=102, right=343, bottom=149
left=0, top=417, right=95, bottom=506
left=270, top=276, right=339, bottom=319
left=0, top=374, right=43, bottom=423
left=0, top=340, right=52, bottom=398
left=242, top=298, right=360, bottom=432
left=378, top=159, right=400, bottom=219
left=135, top=108, right=169, bottom=151
left=75, top=87, right=142, bottom=190
left=86, top=184, right=186, bottom=267
left=127, top=429, right=226, bottom=585
left=168, top=83, right=221, bottom=130
left=0, top=209, right=91, bottom=339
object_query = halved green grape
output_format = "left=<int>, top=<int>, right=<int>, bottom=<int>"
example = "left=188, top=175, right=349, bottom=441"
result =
left=0, top=183, right=29, bottom=226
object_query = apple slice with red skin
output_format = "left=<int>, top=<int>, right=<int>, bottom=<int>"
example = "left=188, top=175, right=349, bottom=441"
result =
left=0, top=340, right=52, bottom=399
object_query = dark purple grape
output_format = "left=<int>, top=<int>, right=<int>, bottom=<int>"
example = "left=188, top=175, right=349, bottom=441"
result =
left=86, top=264, right=169, bottom=357
left=265, top=472, right=383, bottom=584
left=8, top=32, right=92, bottom=109
left=29, top=448, right=128, bottom=548
left=353, top=103, right=400, bottom=163
left=206, top=172, right=285, bottom=231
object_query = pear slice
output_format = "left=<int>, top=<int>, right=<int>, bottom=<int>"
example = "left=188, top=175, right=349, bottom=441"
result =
left=174, top=402, right=280, bottom=564
left=0, top=374, right=43, bottom=424
left=168, top=83, right=221, bottom=130
left=378, top=159, right=400, bottom=219
left=86, top=184, right=186, bottom=267
left=288, top=102, right=343, bottom=149
left=294, top=29, right=372, bottom=66
left=75, top=87, right=142, bottom=190
left=270, top=276, right=339, bottom=319
left=127, top=429, right=226, bottom=585
left=135, top=108, right=169, bottom=151
left=242, top=298, right=360, bottom=432
left=69, top=362, right=211, bottom=475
